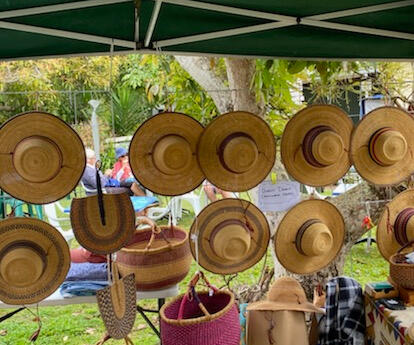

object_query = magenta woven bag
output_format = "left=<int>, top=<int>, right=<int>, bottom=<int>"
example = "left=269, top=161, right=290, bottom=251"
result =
left=160, top=272, right=240, bottom=345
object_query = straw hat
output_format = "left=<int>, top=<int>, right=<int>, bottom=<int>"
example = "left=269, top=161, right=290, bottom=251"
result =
left=96, top=266, right=136, bottom=340
left=281, top=105, right=353, bottom=187
left=377, top=190, right=414, bottom=261
left=0, top=217, right=70, bottom=305
left=350, top=106, right=414, bottom=186
left=189, top=198, right=270, bottom=275
left=129, top=112, right=204, bottom=196
left=197, top=111, right=275, bottom=192
left=0, top=111, right=85, bottom=204
left=248, top=277, right=323, bottom=313
left=71, top=193, right=136, bottom=255
left=274, top=199, right=344, bottom=274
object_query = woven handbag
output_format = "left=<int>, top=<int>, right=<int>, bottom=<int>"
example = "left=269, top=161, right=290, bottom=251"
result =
left=160, top=272, right=240, bottom=345
left=116, top=225, right=192, bottom=291
left=390, top=241, right=414, bottom=289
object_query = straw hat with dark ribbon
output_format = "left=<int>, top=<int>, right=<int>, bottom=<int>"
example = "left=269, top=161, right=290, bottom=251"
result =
left=96, top=264, right=136, bottom=344
left=189, top=198, right=270, bottom=275
left=71, top=163, right=136, bottom=255
left=350, top=106, right=414, bottom=186
left=247, top=277, right=324, bottom=313
left=197, top=111, right=276, bottom=192
left=281, top=105, right=353, bottom=187
left=129, top=112, right=204, bottom=196
left=0, top=111, right=85, bottom=204
left=377, top=190, right=414, bottom=261
left=0, top=217, right=70, bottom=305
left=274, top=199, right=345, bottom=275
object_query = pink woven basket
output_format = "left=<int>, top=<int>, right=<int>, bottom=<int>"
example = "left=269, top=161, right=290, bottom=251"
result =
left=160, top=272, right=240, bottom=345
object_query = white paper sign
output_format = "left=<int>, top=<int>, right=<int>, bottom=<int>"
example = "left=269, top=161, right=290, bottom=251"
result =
left=258, top=181, right=300, bottom=212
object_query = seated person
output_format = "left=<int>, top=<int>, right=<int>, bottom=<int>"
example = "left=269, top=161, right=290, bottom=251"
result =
left=111, top=147, right=145, bottom=196
left=203, top=180, right=233, bottom=202
left=82, top=148, right=142, bottom=196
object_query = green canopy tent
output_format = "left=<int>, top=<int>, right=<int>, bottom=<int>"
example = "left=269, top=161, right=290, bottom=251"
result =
left=0, top=0, right=413, bottom=61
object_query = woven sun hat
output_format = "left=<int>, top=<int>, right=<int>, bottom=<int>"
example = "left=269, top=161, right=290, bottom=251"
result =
left=189, top=198, right=270, bottom=275
left=281, top=105, right=353, bottom=187
left=70, top=193, right=136, bottom=255
left=0, top=111, right=85, bottom=204
left=129, top=112, right=204, bottom=196
left=248, top=277, right=324, bottom=313
left=0, top=217, right=70, bottom=305
left=197, top=111, right=275, bottom=192
left=274, top=199, right=345, bottom=275
left=377, top=189, right=414, bottom=261
left=96, top=264, right=136, bottom=341
left=350, top=106, right=414, bottom=186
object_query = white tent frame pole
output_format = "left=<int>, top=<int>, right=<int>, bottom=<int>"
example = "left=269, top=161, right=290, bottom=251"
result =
left=0, top=21, right=136, bottom=48
left=0, top=0, right=131, bottom=19
left=144, top=0, right=163, bottom=47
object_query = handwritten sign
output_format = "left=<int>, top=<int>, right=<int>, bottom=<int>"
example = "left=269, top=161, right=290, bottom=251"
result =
left=258, top=181, right=300, bottom=212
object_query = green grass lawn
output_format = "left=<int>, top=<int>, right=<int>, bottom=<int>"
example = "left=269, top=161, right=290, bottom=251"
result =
left=0, top=203, right=389, bottom=345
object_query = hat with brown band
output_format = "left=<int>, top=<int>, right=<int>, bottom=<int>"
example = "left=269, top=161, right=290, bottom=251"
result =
left=189, top=198, right=270, bottom=275
left=0, top=217, right=70, bottom=305
left=281, top=105, right=353, bottom=187
left=0, top=111, right=85, bottom=204
left=350, top=106, right=414, bottom=186
left=129, top=112, right=204, bottom=196
left=377, top=190, right=414, bottom=261
left=275, top=199, right=344, bottom=275
left=197, top=111, right=276, bottom=192
left=71, top=193, right=136, bottom=255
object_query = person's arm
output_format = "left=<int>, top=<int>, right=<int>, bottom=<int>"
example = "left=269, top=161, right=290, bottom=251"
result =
left=136, top=216, right=156, bottom=230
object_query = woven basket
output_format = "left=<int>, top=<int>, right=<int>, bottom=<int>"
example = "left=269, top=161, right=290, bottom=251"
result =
left=160, top=272, right=240, bottom=345
left=390, top=242, right=414, bottom=289
left=116, top=225, right=192, bottom=291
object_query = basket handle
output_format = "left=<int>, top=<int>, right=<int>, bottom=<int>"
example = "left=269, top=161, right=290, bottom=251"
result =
left=144, top=226, right=173, bottom=252
left=397, top=240, right=414, bottom=254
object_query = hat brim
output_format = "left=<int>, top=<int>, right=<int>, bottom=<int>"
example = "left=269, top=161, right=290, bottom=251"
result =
left=281, top=105, right=353, bottom=187
left=189, top=198, right=270, bottom=275
left=274, top=199, right=344, bottom=275
left=0, top=112, right=85, bottom=204
left=129, top=112, right=204, bottom=196
left=0, top=217, right=70, bottom=305
left=377, top=190, right=414, bottom=261
left=197, top=111, right=275, bottom=192
left=71, top=193, right=136, bottom=255
left=247, top=300, right=324, bottom=314
left=350, top=107, right=414, bottom=186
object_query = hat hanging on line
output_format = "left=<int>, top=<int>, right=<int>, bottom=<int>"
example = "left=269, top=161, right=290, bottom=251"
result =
left=197, top=111, right=276, bottom=192
left=274, top=199, right=345, bottom=275
left=96, top=264, right=136, bottom=343
left=350, top=106, right=414, bottom=186
left=71, top=192, right=136, bottom=255
left=377, top=189, right=414, bottom=261
left=0, top=111, right=86, bottom=204
left=0, top=217, right=70, bottom=305
left=129, top=112, right=204, bottom=196
left=189, top=198, right=270, bottom=275
left=281, top=105, right=353, bottom=187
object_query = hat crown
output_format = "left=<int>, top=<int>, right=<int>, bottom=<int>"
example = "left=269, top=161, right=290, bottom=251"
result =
left=394, top=207, right=414, bottom=246
left=267, top=277, right=307, bottom=305
left=152, top=135, right=192, bottom=175
left=312, top=131, right=344, bottom=166
left=13, top=135, right=62, bottom=183
left=370, top=128, right=407, bottom=166
left=219, top=132, right=258, bottom=174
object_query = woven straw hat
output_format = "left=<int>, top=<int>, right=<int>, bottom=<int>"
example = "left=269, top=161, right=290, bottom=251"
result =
left=275, top=199, right=344, bottom=274
left=350, top=106, right=414, bottom=186
left=377, top=190, right=414, bottom=261
left=281, top=105, right=353, bottom=187
left=248, top=277, right=324, bottom=313
left=71, top=193, right=135, bottom=255
left=189, top=198, right=270, bottom=275
left=0, top=111, right=85, bottom=204
left=0, top=217, right=70, bottom=305
left=129, top=112, right=204, bottom=196
left=96, top=265, right=136, bottom=340
left=197, top=111, right=275, bottom=192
